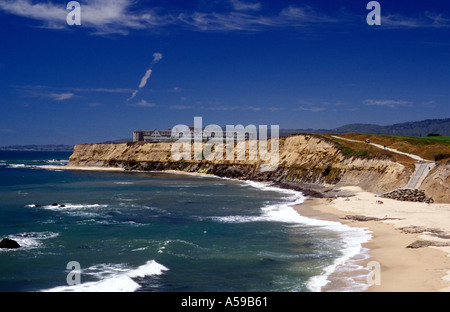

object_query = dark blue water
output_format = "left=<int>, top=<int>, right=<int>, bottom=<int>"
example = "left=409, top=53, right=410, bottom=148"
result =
left=0, top=151, right=371, bottom=292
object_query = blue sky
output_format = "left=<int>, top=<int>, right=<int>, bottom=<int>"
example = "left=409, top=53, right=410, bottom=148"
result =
left=0, top=0, right=449, bottom=145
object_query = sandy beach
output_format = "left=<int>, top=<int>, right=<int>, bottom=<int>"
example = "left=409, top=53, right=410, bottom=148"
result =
left=295, top=186, right=450, bottom=292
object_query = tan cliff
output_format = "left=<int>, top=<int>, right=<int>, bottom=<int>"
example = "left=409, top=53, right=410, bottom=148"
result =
left=68, top=135, right=424, bottom=196
left=420, top=161, right=450, bottom=203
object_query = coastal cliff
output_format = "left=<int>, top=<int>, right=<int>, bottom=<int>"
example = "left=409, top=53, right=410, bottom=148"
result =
left=68, top=135, right=413, bottom=195
left=420, top=162, right=450, bottom=203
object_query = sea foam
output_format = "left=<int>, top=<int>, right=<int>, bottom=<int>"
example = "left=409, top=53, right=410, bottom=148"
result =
left=226, top=180, right=372, bottom=292
left=43, top=260, right=169, bottom=292
left=0, top=232, right=59, bottom=251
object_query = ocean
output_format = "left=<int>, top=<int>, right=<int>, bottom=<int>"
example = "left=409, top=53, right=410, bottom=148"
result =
left=0, top=151, right=371, bottom=292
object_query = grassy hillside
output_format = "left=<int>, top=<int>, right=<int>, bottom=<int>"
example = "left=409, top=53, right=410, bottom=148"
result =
left=324, top=133, right=450, bottom=163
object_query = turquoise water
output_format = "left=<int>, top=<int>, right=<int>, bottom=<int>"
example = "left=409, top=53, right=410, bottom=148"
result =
left=0, top=151, right=371, bottom=292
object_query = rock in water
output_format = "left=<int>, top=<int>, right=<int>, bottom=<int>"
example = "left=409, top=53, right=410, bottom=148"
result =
left=0, top=238, right=21, bottom=249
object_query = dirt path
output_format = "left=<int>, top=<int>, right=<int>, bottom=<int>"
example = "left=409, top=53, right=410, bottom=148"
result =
left=331, top=136, right=435, bottom=189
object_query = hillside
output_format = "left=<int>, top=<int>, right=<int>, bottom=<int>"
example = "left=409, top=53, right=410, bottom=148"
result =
left=280, top=118, right=450, bottom=137
left=321, top=133, right=450, bottom=162
left=334, top=118, right=450, bottom=137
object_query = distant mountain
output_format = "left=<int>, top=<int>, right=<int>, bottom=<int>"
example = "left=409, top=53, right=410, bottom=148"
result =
left=334, top=118, right=450, bottom=136
left=101, top=138, right=132, bottom=144
left=0, top=144, right=74, bottom=152
left=281, top=118, right=450, bottom=137
left=0, top=139, right=133, bottom=151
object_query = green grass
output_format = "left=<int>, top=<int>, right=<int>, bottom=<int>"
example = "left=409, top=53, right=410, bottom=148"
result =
left=381, top=135, right=450, bottom=146
left=312, top=134, right=373, bottom=159
left=339, top=145, right=370, bottom=158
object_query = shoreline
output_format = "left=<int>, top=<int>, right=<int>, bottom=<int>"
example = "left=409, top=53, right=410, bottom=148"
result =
left=41, top=165, right=450, bottom=292
left=39, top=165, right=126, bottom=172
left=295, top=188, right=450, bottom=292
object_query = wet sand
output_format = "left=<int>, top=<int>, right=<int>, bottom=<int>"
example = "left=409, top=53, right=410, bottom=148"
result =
left=294, top=187, right=450, bottom=292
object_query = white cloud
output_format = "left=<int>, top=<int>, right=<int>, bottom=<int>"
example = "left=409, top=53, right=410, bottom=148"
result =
left=167, top=103, right=281, bottom=112
left=363, top=99, right=412, bottom=108
left=0, top=0, right=66, bottom=24
left=298, top=106, right=326, bottom=113
left=2, top=1, right=447, bottom=36
left=135, top=99, right=156, bottom=107
left=382, top=12, right=450, bottom=29
left=127, top=90, right=139, bottom=101
left=280, top=5, right=337, bottom=24
left=138, top=69, right=152, bottom=89
left=169, top=104, right=194, bottom=110
left=0, top=0, right=174, bottom=34
left=0, top=1, right=339, bottom=34
left=296, top=99, right=346, bottom=112
left=178, top=11, right=278, bottom=32
left=152, top=52, right=163, bottom=64
left=230, top=0, right=261, bottom=12
left=128, top=52, right=163, bottom=101
left=16, top=85, right=135, bottom=94
left=73, top=87, right=134, bottom=93
left=48, top=92, right=74, bottom=101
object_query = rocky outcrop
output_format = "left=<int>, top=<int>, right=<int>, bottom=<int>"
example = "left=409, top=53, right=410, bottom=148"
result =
left=382, top=189, right=434, bottom=203
left=341, top=215, right=401, bottom=222
left=68, top=135, right=413, bottom=195
left=406, top=240, right=450, bottom=249
left=0, top=238, right=21, bottom=249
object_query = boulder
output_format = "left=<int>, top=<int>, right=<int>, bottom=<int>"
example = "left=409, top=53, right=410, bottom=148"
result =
left=0, top=238, right=21, bottom=249
left=382, top=189, right=434, bottom=203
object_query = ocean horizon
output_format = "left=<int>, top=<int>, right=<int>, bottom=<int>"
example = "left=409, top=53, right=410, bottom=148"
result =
left=0, top=151, right=371, bottom=292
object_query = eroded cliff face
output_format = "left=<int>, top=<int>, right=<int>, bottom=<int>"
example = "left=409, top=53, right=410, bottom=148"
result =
left=420, top=162, right=450, bottom=203
left=68, top=135, right=412, bottom=194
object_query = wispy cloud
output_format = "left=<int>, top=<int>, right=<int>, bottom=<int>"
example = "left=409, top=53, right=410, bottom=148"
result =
left=72, top=87, right=135, bottom=93
left=19, top=87, right=75, bottom=101
left=48, top=92, right=74, bottom=101
left=15, top=84, right=134, bottom=94
left=128, top=52, right=163, bottom=101
left=0, top=0, right=339, bottom=34
left=168, top=103, right=282, bottom=112
left=177, top=5, right=338, bottom=32
left=382, top=11, right=450, bottom=29
left=14, top=85, right=137, bottom=103
left=363, top=99, right=412, bottom=109
left=0, top=128, right=15, bottom=133
left=2, top=1, right=448, bottom=35
left=138, top=69, right=152, bottom=89
left=0, top=0, right=175, bottom=34
left=134, top=99, right=157, bottom=107
left=296, top=99, right=348, bottom=113
left=230, top=0, right=261, bottom=12
left=152, top=52, right=163, bottom=64
left=298, top=106, right=326, bottom=113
